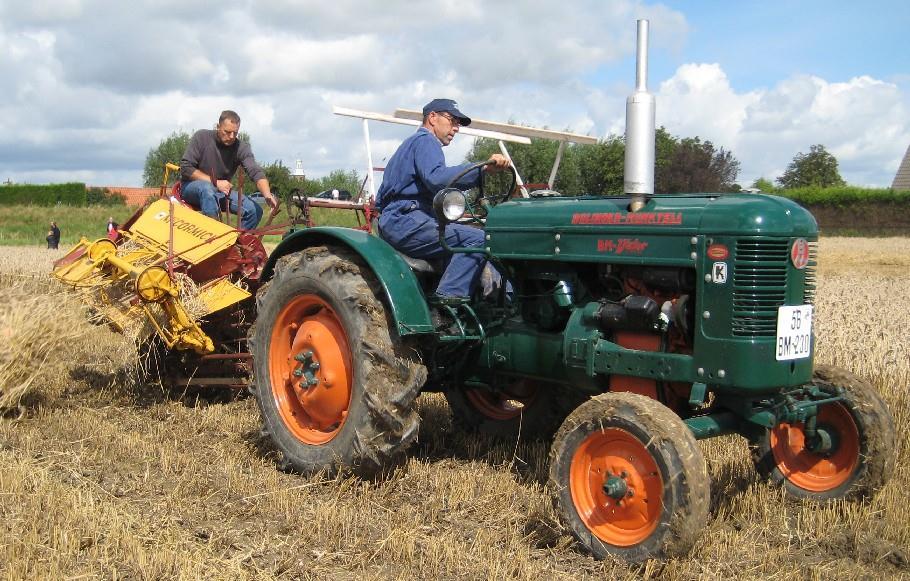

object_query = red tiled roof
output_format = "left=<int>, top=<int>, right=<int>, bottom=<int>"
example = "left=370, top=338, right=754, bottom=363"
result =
left=92, top=186, right=161, bottom=206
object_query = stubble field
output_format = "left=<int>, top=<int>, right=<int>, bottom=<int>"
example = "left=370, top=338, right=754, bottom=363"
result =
left=0, top=238, right=908, bottom=580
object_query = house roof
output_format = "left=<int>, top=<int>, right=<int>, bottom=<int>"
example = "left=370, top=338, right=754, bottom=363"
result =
left=892, top=145, right=910, bottom=191
left=93, top=186, right=160, bottom=206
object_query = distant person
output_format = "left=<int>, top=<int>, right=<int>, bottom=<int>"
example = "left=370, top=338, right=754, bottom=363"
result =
left=331, top=188, right=340, bottom=200
left=179, top=110, right=279, bottom=229
left=106, top=216, right=119, bottom=241
left=46, top=221, right=60, bottom=249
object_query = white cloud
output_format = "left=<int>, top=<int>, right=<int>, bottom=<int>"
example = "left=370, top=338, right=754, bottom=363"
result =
left=0, top=0, right=906, bottom=190
left=654, top=65, right=910, bottom=187
left=241, top=34, right=406, bottom=92
left=1, top=0, right=86, bottom=24
left=657, top=63, right=760, bottom=150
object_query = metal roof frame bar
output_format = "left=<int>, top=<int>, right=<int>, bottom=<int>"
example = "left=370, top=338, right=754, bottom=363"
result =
left=333, top=106, right=596, bottom=201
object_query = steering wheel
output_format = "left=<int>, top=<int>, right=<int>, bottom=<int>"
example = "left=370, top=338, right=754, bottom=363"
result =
left=445, top=160, right=518, bottom=208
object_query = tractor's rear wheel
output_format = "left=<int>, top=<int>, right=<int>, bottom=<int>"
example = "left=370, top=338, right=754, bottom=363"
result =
left=751, top=364, right=895, bottom=500
left=445, top=379, right=584, bottom=439
left=549, top=392, right=709, bottom=563
left=250, top=246, right=427, bottom=478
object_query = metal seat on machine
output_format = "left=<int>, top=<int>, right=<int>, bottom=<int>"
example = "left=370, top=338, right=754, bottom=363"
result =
left=397, top=251, right=438, bottom=274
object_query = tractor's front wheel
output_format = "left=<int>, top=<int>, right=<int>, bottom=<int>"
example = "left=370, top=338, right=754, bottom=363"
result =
left=751, top=364, right=895, bottom=500
left=250, top=246, right=427, bottom=478
left=549, top=392, right=709, bottom=563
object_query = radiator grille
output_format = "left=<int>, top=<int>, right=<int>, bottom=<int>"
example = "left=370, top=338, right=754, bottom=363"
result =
left=803, top=241, right=818, bottom=305
left=732, top=239, right=789, bottom=337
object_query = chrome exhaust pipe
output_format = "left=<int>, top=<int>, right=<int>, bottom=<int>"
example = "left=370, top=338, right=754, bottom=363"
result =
left=624, top=19, right=655, bottom=212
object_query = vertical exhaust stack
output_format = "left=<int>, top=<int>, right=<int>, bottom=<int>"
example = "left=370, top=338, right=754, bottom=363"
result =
left=624, top=19, right=656, bottom=212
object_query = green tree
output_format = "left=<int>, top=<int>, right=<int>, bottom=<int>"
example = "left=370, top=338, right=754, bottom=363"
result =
left=751, top=177, right=776, bottom=192
left=575, top=135, right=625, bottom=195
left=776, top=144, right=846, bottom=189
left=653, top=126, right=676, bottom=192
left=656, top=136, right=740, bottom=194
left=467, top=131, right=585, bottom=195
left=298, top=169, right=364, bottom=197
left=261, top=160, right=293, bottom=197
left=143, top=130, right=191, bottom=187
left=143, top=130, right=253, bottom=188
left=464, top=124, right=739, bottom=196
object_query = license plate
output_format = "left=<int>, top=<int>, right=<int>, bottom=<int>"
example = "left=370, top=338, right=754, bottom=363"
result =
left=776, top=305, right=813, bottom=361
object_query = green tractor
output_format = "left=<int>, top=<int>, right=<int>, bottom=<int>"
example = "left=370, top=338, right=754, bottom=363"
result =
left=248, top=21, right=894, bottom=563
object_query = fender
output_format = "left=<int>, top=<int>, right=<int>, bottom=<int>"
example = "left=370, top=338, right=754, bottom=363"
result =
left=262, top=227, right=434, bottom=335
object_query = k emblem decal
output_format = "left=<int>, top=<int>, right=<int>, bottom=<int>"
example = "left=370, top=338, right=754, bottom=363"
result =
left=712, top=262, right=727, bottom=284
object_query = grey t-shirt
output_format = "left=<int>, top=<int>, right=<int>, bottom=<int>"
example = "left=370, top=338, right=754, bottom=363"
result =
left=179, top=129, right=266, bottom=184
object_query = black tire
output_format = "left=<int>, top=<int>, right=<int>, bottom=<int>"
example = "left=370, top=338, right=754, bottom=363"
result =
left=250, top=245, right=427, bottom=478
left=751, top=364, right=895, bottom=501
left=445, top=379, right=586, bottom=440
left=549, top=392, right=709, bottom=563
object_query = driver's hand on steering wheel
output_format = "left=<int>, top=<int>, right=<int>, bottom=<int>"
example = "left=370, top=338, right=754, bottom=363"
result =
left=483, top=154, right=511, bottom=172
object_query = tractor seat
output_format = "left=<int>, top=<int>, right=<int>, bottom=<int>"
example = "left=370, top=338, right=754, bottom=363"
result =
left=397, top=251, right=439, bottom=274
left=378, top=223, right=441, bottom=273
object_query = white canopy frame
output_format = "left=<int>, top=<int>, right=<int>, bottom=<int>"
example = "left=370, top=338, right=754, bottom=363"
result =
left=333, top=106, right=597, bottom=202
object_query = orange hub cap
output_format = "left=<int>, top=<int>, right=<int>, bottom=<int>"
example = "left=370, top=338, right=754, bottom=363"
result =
left=268, top=295, right=352, bottom=445
left=770, top=402, right=859, bottom=491
left=569, top=428, right=663, bottom=546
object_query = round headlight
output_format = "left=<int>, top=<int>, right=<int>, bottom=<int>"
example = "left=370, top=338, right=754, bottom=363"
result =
left=442, top=190, right=466, bottom=221
left=433, top=188, right=467, bottom=223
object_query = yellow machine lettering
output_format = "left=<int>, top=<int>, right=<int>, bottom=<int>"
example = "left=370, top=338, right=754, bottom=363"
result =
left=131, top=199, right=238, bottom=265
left=51, top=200, right=252, bottom=355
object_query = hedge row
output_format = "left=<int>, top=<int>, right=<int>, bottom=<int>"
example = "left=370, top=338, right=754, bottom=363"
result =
left=773, top=186, right=910, bottom=206
left=0, top=183, right=125, bottom=206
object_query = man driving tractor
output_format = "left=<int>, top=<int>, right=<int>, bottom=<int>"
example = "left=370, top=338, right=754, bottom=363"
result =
left=375, top=98, right=510, bottom=299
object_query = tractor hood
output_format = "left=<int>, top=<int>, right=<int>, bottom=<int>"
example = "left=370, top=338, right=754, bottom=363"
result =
left=484, top=193, right=817, bottom=262
left=486, top=193, right=817, bottom=236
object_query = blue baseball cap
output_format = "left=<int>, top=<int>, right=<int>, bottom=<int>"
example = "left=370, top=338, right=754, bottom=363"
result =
left=422, top=98, right=471, bottom=126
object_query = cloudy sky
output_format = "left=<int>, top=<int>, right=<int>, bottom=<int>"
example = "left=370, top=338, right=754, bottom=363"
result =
left=1, top=0, right=908, bottom=189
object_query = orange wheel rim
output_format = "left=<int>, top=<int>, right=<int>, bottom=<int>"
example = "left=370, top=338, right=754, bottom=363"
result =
left=268, top=295, right=352, bottom=444
left=465, top=380, right=538, bottom=421
left=770, top=402, right=859, bottom=491
left=569, top=428, right=663, bottom=546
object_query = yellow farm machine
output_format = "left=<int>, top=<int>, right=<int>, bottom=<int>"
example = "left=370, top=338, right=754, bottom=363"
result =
left=52, top=164, right=271, bottom=386
left=52, top=162, right=376, bottom=387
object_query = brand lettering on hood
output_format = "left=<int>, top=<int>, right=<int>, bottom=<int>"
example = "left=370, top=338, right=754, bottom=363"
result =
left=571, top=212, right=682, bottom=226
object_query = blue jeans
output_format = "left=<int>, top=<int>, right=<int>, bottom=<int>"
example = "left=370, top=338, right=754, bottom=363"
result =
left=379, top=207, right=486, bottom=298
left=180, top=180, right=263, bottom=230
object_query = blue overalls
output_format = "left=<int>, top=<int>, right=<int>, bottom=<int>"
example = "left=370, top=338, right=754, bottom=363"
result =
left=376, top=127, right=487, bottom=298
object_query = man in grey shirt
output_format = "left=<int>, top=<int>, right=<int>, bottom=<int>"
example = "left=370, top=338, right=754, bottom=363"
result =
left=179, top=110, right=278, bottom=229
